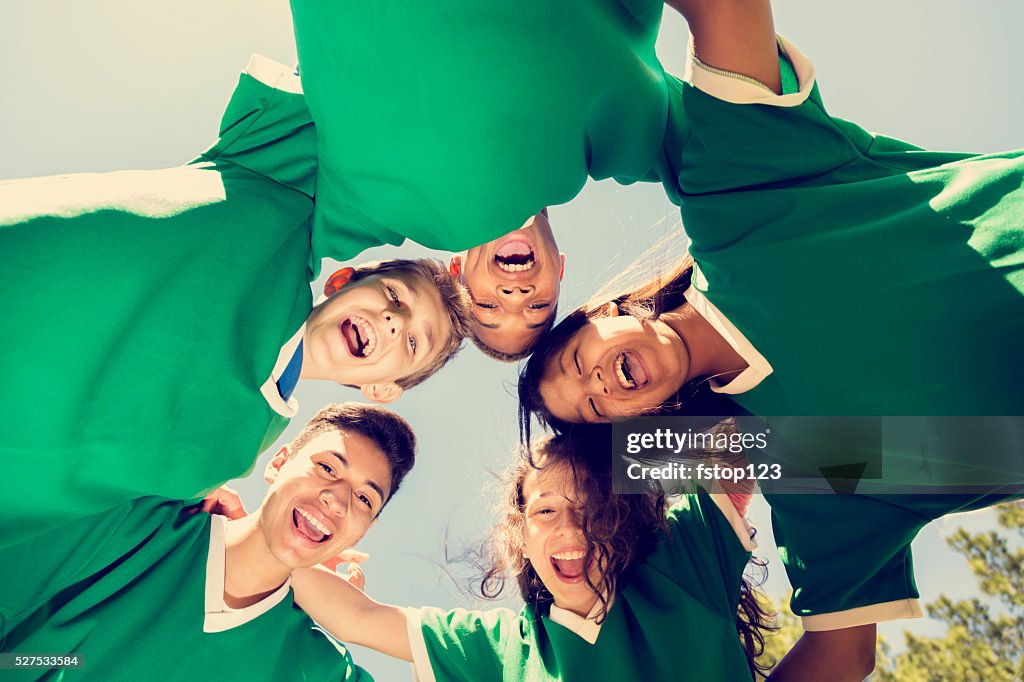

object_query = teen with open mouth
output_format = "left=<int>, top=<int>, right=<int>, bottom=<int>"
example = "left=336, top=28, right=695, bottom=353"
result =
left=288, top=429, right=770, bottom=681
left=449, top=209, right=566, bottom=361
left=0, top=403, right=414, bottom=681
left=516, top=0, right=1024, bottom=678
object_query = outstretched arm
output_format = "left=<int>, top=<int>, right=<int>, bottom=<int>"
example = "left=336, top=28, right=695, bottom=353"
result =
left=664, top=0, right=781, bottom=94
left=291, top=565, right=413, bottom=661
left=768, top=625, right=877, bottom=681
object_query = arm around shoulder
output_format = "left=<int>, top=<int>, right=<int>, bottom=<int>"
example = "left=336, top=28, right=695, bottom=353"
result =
left=291, top=566, right=413, bottom=662
left=767, top=624, right=876, bottom=682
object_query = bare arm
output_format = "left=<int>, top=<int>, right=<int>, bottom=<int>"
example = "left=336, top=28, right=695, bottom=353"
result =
left=768, top=625, right=877, bottom=681
left=664, top=0, right=781, bottom=94
left=291, top=566, right=413, bottom=662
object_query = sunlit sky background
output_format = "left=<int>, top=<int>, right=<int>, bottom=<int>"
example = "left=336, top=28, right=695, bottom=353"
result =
left=3, top=1, right=1022, bottom=678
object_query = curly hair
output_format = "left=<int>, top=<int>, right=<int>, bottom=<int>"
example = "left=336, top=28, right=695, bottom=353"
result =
left=477, top=429, right=777, bottom=677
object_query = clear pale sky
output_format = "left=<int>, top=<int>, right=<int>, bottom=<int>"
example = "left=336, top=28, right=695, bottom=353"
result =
left=3, top=1, right=1022, bottom=678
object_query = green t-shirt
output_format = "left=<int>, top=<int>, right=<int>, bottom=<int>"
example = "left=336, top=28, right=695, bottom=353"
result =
left=0, top=498, right=370, bottom=681
left=289, top=0, right=670, bottom=254
left=659, top=38, right=1024, bottom=625
left=0, top=63, right=317, bottom=550
left=408, top=492, right=753, bottom=681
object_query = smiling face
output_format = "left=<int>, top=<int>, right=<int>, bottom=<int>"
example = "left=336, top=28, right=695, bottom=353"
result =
left=521, top=460, right=604, bottom=617
left=258, top=430, right=393, bottom=569
left=538, top=313, right=689, bottom=423
left=453, top=211, right=565, bottom=356
left=302, top=272, right=453, bottom=398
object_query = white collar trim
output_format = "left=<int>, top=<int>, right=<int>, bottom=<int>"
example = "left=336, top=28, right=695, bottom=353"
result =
left=258, top=323, right=304, bottom=417
left=684, top=272, right=773, bottom=395
left=547, top=595, right=614, bottom=645
left=203, top=515, right=292, bottom=633
left=684, top=34, right=816, bottom=108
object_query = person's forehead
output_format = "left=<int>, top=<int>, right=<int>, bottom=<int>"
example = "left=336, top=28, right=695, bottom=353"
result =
left=301, top=430, right=392, bottom=483
left=524, top=461, right=576, bottom=499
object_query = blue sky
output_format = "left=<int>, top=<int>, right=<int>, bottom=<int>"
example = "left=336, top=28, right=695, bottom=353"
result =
left=3, top=1, right=1022, bottom=678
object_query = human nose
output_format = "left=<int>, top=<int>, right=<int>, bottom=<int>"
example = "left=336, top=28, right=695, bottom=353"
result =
left=320, top=483, right=350, bottom=518
left=383, top=307, right=409, bottom=338
left=497, top=284, right=535, bottom=308
left=554, top=509, right=581, bottom=537
left=585, top=364, right=610, bottom=396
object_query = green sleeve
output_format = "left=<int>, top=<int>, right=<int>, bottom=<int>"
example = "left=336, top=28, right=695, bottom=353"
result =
left=768, top=493, right=921, bottom=621
left=290, top=0, right=670, bottom=258
left=414, top=607, right=517, bottom=682
left=197, top=60, right=318, bottom=202
left=646, top=492, right=751, bottom=620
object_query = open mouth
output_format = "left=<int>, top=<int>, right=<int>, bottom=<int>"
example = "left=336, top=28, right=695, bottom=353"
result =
left=293, top=508, right=334, bottom=544
left=614, top=351, right=649, bottom=390
left=339, top=316, right=377, bottom=358
left=494, top=240, right=536, bottom=273
left=550, top=548, right=588, bottom=584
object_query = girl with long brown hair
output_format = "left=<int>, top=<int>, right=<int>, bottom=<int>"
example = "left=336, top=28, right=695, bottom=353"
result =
left=289, top=428, right=775, bottom=681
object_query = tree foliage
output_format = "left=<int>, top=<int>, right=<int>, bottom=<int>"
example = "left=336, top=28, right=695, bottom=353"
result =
left=756, top=503, right=1024, bottom=680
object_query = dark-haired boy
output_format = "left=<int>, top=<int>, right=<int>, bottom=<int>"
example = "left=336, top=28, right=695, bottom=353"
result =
left=448, top=210, right=566, bottom=361
left=0, top=403, right=414, bottom=681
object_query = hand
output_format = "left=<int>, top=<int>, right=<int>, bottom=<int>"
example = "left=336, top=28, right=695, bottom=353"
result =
left=321, top=549, right=370, bottom=592
left=192, top=485, right=247, bottom=520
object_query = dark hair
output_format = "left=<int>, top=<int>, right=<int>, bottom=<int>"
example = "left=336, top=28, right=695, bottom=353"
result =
left=350, top=259, right=473, bottom=389
left=518, top=251, right=724, bottom=444
left=289, top=402, right=416, bottom=510
left=478, top=429, right=775, bottom=676
left=469, top=304, right=558, bottom=362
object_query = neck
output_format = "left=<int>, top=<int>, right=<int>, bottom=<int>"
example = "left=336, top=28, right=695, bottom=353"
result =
left=222, top=514, right=291, bottom=609
left=661, top=302, right=746, bottom=384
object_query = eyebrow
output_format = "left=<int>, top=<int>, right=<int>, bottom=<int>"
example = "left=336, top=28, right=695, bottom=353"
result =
left=424, top=320, right=435, bottom=355
left=328, top=451, right=386, bottom=507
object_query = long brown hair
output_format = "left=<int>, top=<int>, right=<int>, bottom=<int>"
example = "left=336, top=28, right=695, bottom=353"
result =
left=478, top=429, right=776, bottom=677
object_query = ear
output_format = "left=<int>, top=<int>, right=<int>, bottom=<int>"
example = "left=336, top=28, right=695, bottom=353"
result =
left=360, top=382, right=404, bottom=404
left=324, top=267, right=355, bottom=297
left=559, top=253, right=566, bottom=281
left=264, top=446, right=290, bottom=483
left=448, top=255, right=462, bottom=279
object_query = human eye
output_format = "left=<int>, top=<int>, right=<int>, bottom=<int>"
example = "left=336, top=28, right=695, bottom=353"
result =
left=385, top=284, right=402, bottom=307
left=588, top=397, right=603, bottom=420
left=408, top=333, right=417, bottom=355
left=317, top=461, right=336, bottom=476
left=357, top=493, right=373, bottom=510
left=475, top=301, right=497, bottom=310
left=527, top=302, right=550, bottom=310
left=573, top=350, right=581, bottom=376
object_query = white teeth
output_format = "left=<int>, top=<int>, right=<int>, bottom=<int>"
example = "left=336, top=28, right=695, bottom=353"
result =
left=552, top=550, right=585, bottom=560
left=615, top=353, right=634, bottom=389
left=496, top=260, right=535, bottom=273
left=352, top=316, right=376, bottom=357
left=297, top=508, right=332, bottom=536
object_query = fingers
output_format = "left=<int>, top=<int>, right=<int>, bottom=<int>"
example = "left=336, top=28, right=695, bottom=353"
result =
left=345, top=565, right=366, bottom=592
left=336, top=549, right=370, bottom=564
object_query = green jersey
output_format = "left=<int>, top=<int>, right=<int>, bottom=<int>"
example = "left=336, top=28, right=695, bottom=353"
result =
left=289, top=0, right=670, bottom=251
left=406, top=493, right=754, bottom=681
left=0, top=60, right=315, bottom=548
left=0, top=497, right=370, bottom=681
left=662, top=37, right=1024, bottom=626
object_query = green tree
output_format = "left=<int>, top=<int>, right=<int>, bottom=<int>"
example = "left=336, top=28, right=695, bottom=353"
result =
left=874, top=502, right=1023, bottom=682
left=756, top=503, right=1023, bottom=680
